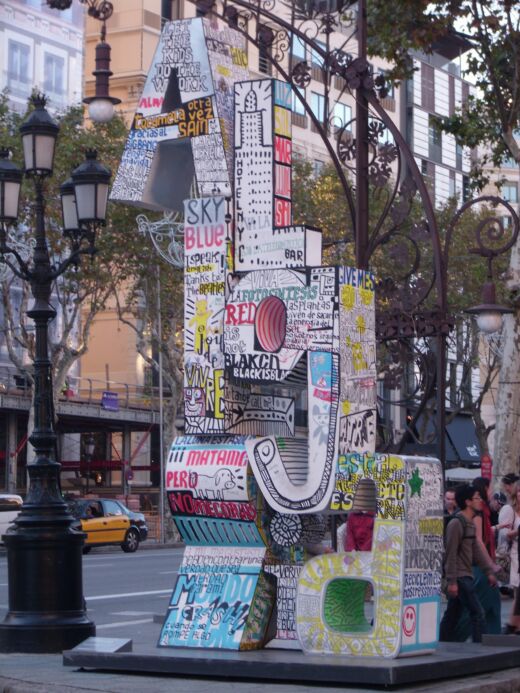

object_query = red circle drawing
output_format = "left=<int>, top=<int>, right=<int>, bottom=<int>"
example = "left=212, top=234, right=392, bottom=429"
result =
left=402, top=605, right=416, bottom=637
left=255, top=295, right=287, bottom=352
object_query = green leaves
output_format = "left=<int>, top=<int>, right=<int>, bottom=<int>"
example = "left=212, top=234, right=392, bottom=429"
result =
left=368, top=0, right=520, bottom=171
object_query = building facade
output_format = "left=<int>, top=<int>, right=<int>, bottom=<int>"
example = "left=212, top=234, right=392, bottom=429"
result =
left=0, top=0, right=84, bottom=113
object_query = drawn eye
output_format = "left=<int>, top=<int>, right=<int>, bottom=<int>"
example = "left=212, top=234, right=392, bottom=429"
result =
left=256, top=439, right=276, bottom=464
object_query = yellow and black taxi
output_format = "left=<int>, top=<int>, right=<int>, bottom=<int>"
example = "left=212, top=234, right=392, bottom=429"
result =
left=69, top=498, right=148, bottom=553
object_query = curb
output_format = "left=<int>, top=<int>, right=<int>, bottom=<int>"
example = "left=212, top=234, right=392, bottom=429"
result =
left=2, top=668, right=520, bottom=693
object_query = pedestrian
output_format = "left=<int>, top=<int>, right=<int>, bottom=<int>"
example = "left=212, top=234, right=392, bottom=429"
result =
left=444, top=488, right=457, bottom=515
left=499, top=473, right=520, bottom=546
left=501, top=473, right=520, bottom=504
left=490, top=492, right=506, bottom=527
left=503, top=481, right=520, bottom=634
left=439, top=484, right=498, bottom=643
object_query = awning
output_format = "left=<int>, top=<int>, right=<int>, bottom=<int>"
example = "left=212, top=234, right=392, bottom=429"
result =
left=445, top=466, right=481, bottom=483
left=446, top=415, right=481, bottom=465
left=400, top=413, right=480, bottom=466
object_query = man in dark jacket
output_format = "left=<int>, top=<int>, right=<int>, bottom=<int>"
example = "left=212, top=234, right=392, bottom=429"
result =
left=439, top=484, right=497, bottom=643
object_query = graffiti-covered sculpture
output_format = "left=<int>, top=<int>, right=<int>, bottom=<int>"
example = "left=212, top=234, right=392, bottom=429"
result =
left=112, top=16, right=443, bottom=658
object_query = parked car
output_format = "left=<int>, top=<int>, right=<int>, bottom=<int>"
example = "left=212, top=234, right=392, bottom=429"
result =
left=68, top=498, right=148, bottom=553
left=0, top=494, right=23, bottom=543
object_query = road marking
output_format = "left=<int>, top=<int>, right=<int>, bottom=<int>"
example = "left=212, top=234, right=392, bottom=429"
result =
left=83, top=563, right=114, bottom=568
left=159, top=571, right=178, bottom=575
left=87, top=589, right=171, bottom=601
left=97, top=618, right=153, bottom=630
left=112, top=611, right=153, bottom=616
left=0, top=583, right=7, bottom=587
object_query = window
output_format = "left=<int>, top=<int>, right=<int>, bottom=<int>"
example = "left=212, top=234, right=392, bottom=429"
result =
left=448, top=75, right=455, bottom=116
left=428, top=114, right=442, bottom=163
left=292, top=34, right=306, bottom=60
left=377, top=69, right=394, bottom=99
left=8, top=40, right=30, bottom=91
left=292, top=86, right=306, bottom=116
left=313, top=159, right=325, bottom=177
left=502, top=215, right=514, bottom=230
left=259, top=42, right=272, bottom=75
left=311, top=92, right=325, bottom=123
left=44, top=53, right=65, bottom=97
left=333, top=102, right=352, bottom=131
left=421, top=63, right=434, bottom=112
left=455, top=141, right=463, bottom=170
left=311, top=40, right=326, bottom=67
left=105, top=500, right=123, bottom=516
left=462, top=175, right=470, bottom=202
left=449, top=170, right=456, bottom=198
left=501, top=156, right=519, bottom=169
left=421, top=159, right=435, bottom=201
left=502, top=182, right=519, bottom=203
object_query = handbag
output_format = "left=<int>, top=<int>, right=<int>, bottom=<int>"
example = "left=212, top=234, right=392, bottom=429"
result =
left=495, top=506, right=514, bottom=583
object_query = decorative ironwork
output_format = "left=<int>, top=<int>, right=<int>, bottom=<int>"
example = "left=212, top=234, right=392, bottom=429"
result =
left=181, top=0, right=520, bottom=461
left=79, top=0, right=114, bottom=23
left=137, top=213, right=185, bottom=269
left=46, top=0, right=73, bottom=8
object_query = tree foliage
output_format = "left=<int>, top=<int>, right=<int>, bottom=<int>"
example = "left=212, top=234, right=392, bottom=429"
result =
left=0, top=92, right=141, bottom=407
left=368, top=0, right=520, bottom=173
left=292, top=155, right=502, bottom=451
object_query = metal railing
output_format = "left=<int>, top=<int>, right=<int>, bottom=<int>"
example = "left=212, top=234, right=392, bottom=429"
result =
left=0, top=365, right=160, bottom=413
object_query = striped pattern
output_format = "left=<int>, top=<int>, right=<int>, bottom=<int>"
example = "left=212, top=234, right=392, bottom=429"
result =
left=255, top=296, right=287, bottom=352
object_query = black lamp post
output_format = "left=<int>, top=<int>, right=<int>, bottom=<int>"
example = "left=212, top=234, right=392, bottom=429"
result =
left=84, top=435, right=96, bottom=495
left=0, top=94, right=111, bottom=653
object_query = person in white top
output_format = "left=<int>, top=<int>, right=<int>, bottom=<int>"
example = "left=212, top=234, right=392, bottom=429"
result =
left=502, top=481, right=520, bottom=634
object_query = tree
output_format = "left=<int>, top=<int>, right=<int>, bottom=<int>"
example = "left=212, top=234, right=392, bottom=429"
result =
left=368, top=0, right=520, bottom=168
left=0, top=93, right=139, bottom=462
left=113, top=245, right=185, bottom=465
left=368, top=0, right=520, bottom=477
left=292, top=157, right=503, bottom=455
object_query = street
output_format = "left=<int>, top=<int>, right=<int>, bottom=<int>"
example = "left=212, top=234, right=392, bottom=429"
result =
left=0, top=546, right=184, bottom=644
left=0, top=546, right=518, bottom=693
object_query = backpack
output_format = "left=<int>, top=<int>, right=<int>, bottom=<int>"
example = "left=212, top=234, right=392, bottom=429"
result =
left=444, top=512, right=470, bottom=546
left=441, top=512, right=471, bottom=592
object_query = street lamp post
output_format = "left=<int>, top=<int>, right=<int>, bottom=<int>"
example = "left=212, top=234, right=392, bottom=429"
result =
left=84, top=435, right=96, bottom=495
left=0, top=94, right=111, bottom=653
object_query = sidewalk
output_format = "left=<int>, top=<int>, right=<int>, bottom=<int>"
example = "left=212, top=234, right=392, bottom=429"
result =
left=1, top=650, right=520, bottom=693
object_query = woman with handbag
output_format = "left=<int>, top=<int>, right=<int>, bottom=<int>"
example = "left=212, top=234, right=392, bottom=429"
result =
left=503, top=481, right=520, bottom=634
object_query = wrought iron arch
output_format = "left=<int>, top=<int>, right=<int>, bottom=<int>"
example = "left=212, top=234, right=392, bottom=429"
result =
left=185, top=0, right=519, bottom=463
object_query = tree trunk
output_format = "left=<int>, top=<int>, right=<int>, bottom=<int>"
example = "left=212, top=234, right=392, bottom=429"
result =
left=491, top=237, right=520, bottom=479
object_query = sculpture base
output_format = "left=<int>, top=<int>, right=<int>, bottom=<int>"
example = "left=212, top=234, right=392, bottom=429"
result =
left=63, top=640, right=520, bottom=687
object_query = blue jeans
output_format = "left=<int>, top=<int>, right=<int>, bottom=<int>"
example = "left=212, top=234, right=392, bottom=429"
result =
left=440, top=576, right=486, bottom=643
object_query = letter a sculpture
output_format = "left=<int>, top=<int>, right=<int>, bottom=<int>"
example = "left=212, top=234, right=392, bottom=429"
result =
left=113, top=17, right=443, bottom=657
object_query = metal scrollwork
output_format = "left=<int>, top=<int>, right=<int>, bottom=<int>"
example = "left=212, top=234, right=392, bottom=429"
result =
left=291, top=60, right=312, bottom=87
left=137, top=214, right=185, bottom=269
left=182, top=0, right=519, bottom=457
left=78, top=0, right=114, bottom=22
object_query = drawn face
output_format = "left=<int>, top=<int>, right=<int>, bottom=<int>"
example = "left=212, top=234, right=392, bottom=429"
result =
left=196, top=299, right=209, bottom=317
left=402, top=606, right=416, bottom=637
left=185, top=387, right=205, bottom=416
left=216, top=469, right=236, bottom=489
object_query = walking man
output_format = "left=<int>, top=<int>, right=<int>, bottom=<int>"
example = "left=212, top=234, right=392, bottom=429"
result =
left=440, top=484, right=497, bottom=643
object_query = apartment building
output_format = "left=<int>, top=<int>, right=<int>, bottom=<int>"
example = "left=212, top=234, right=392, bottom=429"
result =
left=0, top=1, right=160, bottom=498
left=0, top=0, right=84, bottom=113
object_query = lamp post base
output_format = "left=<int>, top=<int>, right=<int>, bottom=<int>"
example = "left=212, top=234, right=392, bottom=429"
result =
left=0, top=528, right=95, bottom=653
